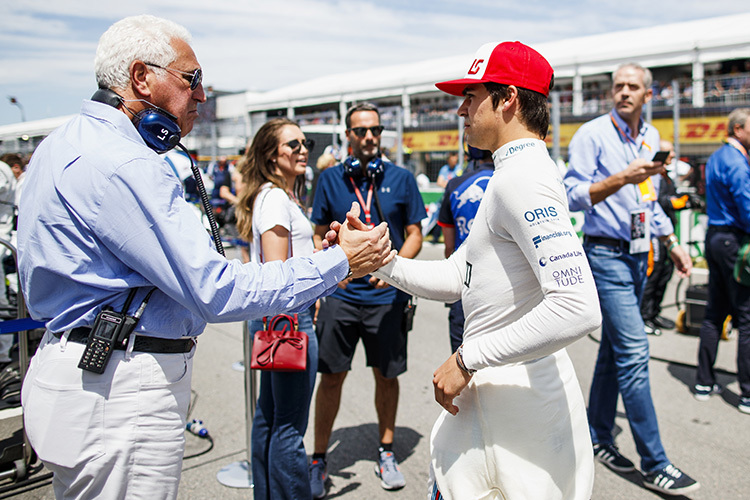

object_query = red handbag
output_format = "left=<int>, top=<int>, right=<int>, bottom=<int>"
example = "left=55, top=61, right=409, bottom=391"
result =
left=250, top=313, right=308, bottom=372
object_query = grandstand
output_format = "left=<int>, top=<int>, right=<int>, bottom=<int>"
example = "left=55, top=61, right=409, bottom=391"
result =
left=2, top=13, right=750, bottom=180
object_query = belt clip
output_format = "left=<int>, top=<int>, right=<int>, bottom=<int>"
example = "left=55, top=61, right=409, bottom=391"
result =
left=124, top=333, right=136, bottom=361
left=59, top=329, right=72, bottom=351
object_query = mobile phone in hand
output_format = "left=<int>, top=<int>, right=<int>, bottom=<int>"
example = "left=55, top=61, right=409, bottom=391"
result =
left=652, top=150, right=670, bottom=163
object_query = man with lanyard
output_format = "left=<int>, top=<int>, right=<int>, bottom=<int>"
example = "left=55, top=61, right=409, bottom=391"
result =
left=695, top=108, right=750, bottom=414
left=309, top=103, right=426, bottom=497
left=17, top=16, right=392, bottom=499
left=437, top=146, right=493, bottom=352
left=565, top=62, right=700, bottom=495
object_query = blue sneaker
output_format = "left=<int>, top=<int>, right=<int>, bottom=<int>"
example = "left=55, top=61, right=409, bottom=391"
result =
left=593, top=443, right=635, bottom=473
left=309, top=458, right=327, bottom=499
left=693, top=383, right=722, bottom=401
left=643, top=464, right=700, bottom=495
left=374, top=449, right=405, bottom=490
left=739, top=396, right=750, bottom=414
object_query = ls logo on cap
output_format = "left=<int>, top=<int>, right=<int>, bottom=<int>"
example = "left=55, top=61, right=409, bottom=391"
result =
left=468, top=59, right=485, bottom=75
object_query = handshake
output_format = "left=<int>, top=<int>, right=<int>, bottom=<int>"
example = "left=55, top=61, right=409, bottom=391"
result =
left=322, top=202, right=397, bottom=278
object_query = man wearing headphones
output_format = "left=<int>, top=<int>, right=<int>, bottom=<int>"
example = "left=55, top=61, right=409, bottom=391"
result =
left=17, top=16, right=392, bottom=499
left=309, top=103, right=426, bottom=496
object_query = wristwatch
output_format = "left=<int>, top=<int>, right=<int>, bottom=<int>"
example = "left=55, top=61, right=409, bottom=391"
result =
left=345, top=267, right=353, bottom=279
left=456, top=345, right=476, bottom=375
left=665, top=234, right=679, bottom=252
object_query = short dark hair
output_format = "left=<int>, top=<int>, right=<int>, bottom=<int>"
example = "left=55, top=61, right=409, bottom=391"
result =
left=345, top=102, right=380, bottom=129
left=484, top=82, right=550, bottom=139
left=0, top=153, right=24, bottom=167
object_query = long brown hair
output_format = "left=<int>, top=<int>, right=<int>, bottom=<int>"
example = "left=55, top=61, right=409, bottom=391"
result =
left=235, top=118, right=302, bottom=242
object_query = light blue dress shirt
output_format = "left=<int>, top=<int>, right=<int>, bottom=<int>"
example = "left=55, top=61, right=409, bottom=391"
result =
left=564, top=109, right=673, bottom=241
left=17, top=100, right=349, bottom=338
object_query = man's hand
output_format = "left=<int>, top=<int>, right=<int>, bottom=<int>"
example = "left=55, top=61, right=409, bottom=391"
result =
left=669, top=244, right=693, bottom=278
left=337, top=278, right=353, bottom=289
left=433, top=353, right=472, bottom=416
left=621, top=158, right=665, bottom=185
left=591, top=158, right=666, bottom=205
left=337, top=202, right=395, bottom=278
left=368, top=276, right=391, bottom=289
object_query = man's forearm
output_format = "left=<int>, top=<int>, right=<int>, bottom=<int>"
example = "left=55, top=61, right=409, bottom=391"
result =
left=398, top=227, right=423, bottom=259
left=589, top=173, right=625, bottom=205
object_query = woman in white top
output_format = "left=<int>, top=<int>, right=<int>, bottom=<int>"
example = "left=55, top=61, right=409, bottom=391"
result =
left=235, top=118, right=317, bottom=500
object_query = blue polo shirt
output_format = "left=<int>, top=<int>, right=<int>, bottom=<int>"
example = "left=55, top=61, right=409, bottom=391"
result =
left=311, top=161, right=427, bottom=305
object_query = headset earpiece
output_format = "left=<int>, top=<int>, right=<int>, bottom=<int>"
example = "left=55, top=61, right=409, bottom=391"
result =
left=343, top=156, right=384, bottom=178
left=132, top=108, right=181, bottom=154
left=343, top=156, right=360, bottom=176
left=366, top=157, right=384, bottom=178
left=91, top=88, right=181, bottom=154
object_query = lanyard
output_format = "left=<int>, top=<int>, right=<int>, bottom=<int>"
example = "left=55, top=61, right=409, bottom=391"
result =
left=349, top=177, right=374, bottom=227
left=609, top=112, right=652, bottom=163
left=610, top=112, right=655, bottom=204
left=727, top=137, right=750, bottom=164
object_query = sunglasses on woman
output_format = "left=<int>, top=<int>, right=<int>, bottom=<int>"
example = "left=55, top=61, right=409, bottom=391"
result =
left=284, top=138, right=315, bottom=153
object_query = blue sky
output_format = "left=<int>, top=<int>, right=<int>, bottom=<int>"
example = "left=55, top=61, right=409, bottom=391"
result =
left=2, top=0, right=749, bottom=126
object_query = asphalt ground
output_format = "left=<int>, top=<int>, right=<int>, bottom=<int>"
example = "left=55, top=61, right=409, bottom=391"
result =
left=1, top=242, right=748, bottom=499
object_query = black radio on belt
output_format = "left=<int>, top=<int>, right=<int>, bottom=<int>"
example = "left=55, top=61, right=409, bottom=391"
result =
left=78, top=289, right=153, bottom=374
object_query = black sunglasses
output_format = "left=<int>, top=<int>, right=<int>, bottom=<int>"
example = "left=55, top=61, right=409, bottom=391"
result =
left=285, top=138, right=315, bottom=153
left=350, top=126, right=384, bottom=138
left=144, top=62, right=203, bottom=91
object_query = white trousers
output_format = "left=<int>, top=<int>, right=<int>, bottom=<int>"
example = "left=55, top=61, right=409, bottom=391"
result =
left=429, top=350, right=594, bottom=500
left=22, top=331, right=195, bottom=499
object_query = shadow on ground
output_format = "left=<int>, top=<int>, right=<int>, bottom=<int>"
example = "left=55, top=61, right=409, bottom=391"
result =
left=324, top=423, right=422, bottom=498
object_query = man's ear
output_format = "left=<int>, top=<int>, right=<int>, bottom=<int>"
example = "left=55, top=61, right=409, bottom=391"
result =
left=130, top=60, right=151, bottom=99
left=644, top=87, right=653, bottom=104
left=503, top=85, right=519, bottom=111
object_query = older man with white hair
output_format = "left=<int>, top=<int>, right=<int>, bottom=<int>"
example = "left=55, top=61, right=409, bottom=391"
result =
left=18, top=15, right=391, bottom=499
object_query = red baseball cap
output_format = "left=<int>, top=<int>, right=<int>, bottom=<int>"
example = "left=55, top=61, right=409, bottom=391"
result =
left=436, top=41, right=554, bottom=97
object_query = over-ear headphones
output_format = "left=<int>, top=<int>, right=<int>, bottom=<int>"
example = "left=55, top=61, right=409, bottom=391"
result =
left=343, top=156, right=384, bottom=179
left=91, top=88, right=181, bottom=154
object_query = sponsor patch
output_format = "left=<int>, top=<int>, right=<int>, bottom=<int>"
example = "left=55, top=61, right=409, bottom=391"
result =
left=548, top=250, right=583, bottom=263
left=505, top=142, right=538, bottom=157
left=532, top=230, right=573, bottom=248
left=524, top=206, right=560, bottom=227
left=552, top=266, right=585, bottom=287
left=540, top=250, right=583, bottom=268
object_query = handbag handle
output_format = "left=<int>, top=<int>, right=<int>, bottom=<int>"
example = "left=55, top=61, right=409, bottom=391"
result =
left=264, top=313, right=298, bottom=332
